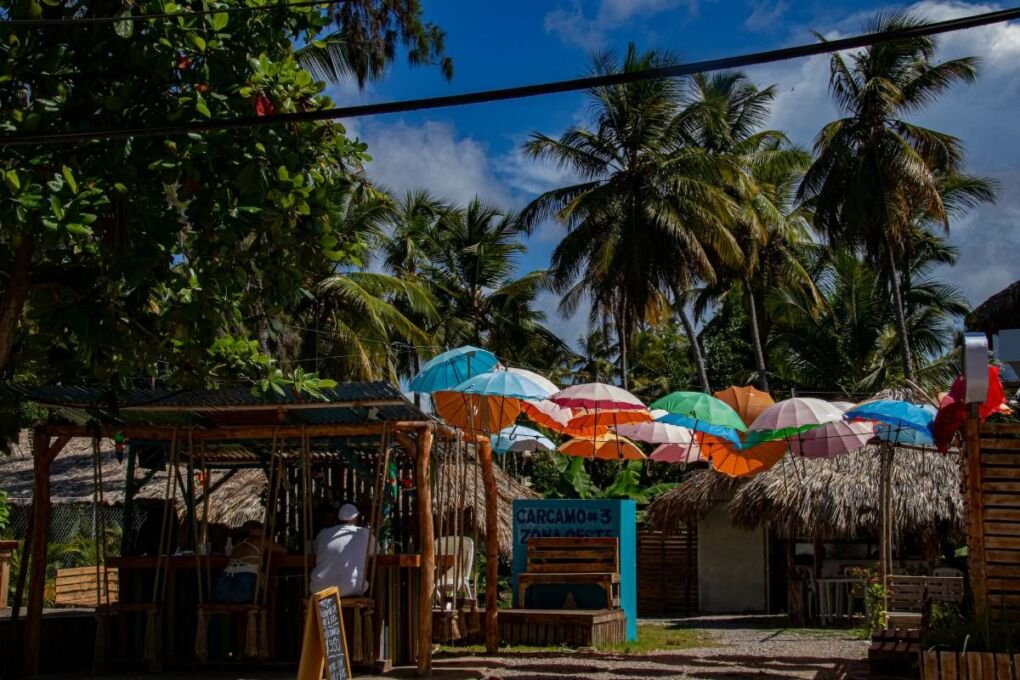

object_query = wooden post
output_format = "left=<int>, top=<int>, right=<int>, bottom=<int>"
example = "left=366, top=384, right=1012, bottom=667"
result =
left=964, top=407, right=986, bottom=619
left=23, top=431, right=68, bottom=675
left=415, top=427, right=435, bottom=677
left=477, top=437, right=500, bottom=654
left=878, top=441, right=891, bottom=615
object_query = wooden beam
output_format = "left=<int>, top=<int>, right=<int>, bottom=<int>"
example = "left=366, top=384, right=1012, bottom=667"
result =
left=966, top=409, right=987, bottom=619
left=477, top=436, right=500, bottom=654
left=415, top=428, right=435, bottom=677
left=40, top=421, right=433, bottom=441
left=23, top=428, right=66, bottom=675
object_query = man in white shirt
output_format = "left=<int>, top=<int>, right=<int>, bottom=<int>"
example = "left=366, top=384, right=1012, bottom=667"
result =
left=310, top=503, right=376, bottom=597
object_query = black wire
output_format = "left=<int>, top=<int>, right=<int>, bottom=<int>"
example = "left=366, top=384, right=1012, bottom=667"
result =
left=3, top=5, right=1020, bottom=146
left=0, top=0, right=345, bottom=26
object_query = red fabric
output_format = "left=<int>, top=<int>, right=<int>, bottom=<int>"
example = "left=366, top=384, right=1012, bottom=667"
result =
left=933, top=365, right=1007, bottom=452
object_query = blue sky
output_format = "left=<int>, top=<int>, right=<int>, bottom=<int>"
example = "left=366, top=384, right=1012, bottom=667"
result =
left=329, top=1, right=1020, bottom=346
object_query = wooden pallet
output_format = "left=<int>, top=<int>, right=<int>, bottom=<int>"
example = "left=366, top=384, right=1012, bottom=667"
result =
left=920, top=649, right=1020, bottom=679
left=497, top=608, right=626, bottom=647
left=869, top=627, right=921, bottom=677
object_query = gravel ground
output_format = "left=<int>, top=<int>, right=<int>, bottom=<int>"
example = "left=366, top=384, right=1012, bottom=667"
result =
left=67, top=616, right=870, bottom=680
left=475, top=616, right=870, bottom=680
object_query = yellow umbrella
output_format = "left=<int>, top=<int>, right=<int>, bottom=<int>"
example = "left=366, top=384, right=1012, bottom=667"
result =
left=714, top=385, right=775, bottom=428
left=558, top=434, right=645, bottom=461
left=433, top=391, right=521, bottom=434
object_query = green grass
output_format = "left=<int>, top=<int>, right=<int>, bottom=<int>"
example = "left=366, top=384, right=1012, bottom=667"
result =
left=436, top=623, right=717, bottom=656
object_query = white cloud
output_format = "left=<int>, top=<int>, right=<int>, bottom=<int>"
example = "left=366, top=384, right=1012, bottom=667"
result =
left=745, top=0, right=789, bottom=32
left=358, top=120, right=511, bottom=206
left=544, top=0, right=699, bottom=49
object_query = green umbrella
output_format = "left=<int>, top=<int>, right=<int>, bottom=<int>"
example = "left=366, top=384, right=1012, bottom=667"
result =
left=650, top=391, right=747, bottom=432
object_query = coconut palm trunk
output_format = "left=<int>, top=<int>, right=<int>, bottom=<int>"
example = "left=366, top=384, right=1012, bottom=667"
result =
left=674, top=288, right=710, bottom=393
left=618, top=303, right=630, bottom=390
left=885, top=238, right=915, bottom=383
left=744, top=273, right=770, bottom=393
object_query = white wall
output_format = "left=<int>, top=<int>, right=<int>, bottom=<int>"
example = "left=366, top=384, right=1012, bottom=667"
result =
left=697, top=504, right=767, bottom=612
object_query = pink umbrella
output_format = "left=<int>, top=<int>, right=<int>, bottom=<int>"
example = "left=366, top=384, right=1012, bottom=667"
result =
left=747, top=397, right=845, bottom=442
left=650, top=442, right=705, bottom=464
left=550, top=382, right=646, bottom=411
left=613, top=420, right=694, bottom=445
left=789, top=420, right=876, bottom=459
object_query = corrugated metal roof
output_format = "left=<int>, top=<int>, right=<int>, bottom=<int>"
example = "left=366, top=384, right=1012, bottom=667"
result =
left=12, top=381, right=431, bottom=428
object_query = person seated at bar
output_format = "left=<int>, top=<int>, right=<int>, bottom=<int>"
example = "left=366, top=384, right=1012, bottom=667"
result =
left=212, top=520, right=285, bottom=603
left=310, top=503, right=376, bottom=597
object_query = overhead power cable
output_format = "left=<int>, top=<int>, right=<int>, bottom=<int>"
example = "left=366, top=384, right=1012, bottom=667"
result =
left=0, top=0, right=345, bottom=26
left=3, top=5, right=1019, bottom=146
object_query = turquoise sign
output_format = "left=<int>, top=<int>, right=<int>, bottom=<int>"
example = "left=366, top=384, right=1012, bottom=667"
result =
left=512, top=499, right=637, bottom=640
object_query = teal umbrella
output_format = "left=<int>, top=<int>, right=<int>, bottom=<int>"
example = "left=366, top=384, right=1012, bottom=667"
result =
left=651, top=391, right=747, bottom=432
left=451, top=369, right=554, bottom=401
left=408, top=345, right=498, bottom=393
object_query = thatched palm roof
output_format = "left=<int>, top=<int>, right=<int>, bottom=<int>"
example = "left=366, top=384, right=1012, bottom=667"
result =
left=647, top=447, right=963, bottom=542
left=0, top=432, right=534, bottom=555
left=967, top=279, right=1020, bottom=336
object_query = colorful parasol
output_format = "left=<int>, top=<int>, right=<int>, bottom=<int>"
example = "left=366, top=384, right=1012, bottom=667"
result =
left=710, top=438, right=786, bottom=477
left=521, top=399, right=607, bottom=438
left=432, top=390, right=520, bottom=433
left=567, top=408, right=652, bottom=430
left=505, top=367, right=560, bottom=395
left=451, top=368, right=554, bottom=401
left=613, top=420, right=694, bottom=445
left=845, top=400, right=935, bottom=435
left=558, top=434, right=645, bottom=460
left=409, top=345, right=499, bottom=393
left=491, top=425, right=555, bottom=454
left=550, top=382, right=646, bottom=411
left=746, top=397, right=844, bottom=443
left=713, top=385, right=775, bottom=428
left=876, top=405, right=936, bottom=446
left=650, top=442, right=704, bottom=464
left=654, top=412, right=742, bottom=446
left=651, top=391, right=748, bottom=432
left=789, top=420, right=875, bottom=459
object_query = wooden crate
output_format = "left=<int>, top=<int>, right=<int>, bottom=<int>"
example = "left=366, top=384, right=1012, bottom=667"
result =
left=498, top=609, right=626, bottom=647
left=969, top=423, right=1020, bottom=617
left=54, top=566, right=119, bottom=607
left=636, top=529, right=697, bottom=616
left=920, top=649, right=1019, bottom=679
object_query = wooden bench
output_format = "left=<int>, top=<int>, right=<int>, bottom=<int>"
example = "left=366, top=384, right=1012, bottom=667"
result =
left=868, top=627, right=921, bottom=677
left=887, top=575, right=963, bottom=627
left=54, top=566, right=119, bottom=607
left=517, top=537, right=620, bottom=609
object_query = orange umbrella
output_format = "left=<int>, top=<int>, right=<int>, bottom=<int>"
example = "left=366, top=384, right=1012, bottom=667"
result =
left=433, top=391, right=521, bottom=433
left=522, top=400, right=608, bottom=438
left=714, top=385, right=775, bottom=428
left=558, top=434, right=645, bottom=460
left=707, top=437, right=786, bottom=477
left=567, top=408, right=652, bottom=430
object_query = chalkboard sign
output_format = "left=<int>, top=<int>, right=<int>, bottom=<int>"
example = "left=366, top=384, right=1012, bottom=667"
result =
left=297, top=587, right=351, bottom=680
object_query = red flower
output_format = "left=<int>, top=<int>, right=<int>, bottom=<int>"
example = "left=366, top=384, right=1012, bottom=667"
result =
left=253, top=94, right=275, bottom=117
left=176, top=54, right=192, bottom=71
left=195, top=83, right=209, bottom=94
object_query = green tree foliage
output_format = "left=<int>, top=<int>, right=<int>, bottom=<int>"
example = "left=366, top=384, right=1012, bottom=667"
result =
left=522, top=45, right=739, bottom=389
left=0, top=0, right=449, bottom=403
left=800, top=11, right=993, bottom=382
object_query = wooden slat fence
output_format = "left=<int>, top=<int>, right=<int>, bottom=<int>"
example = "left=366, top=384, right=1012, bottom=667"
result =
left=921, top=650, right=1020, bottom=679
left=636, top=528, right=697, bottom=616
left=970, top=423, right=1020, bottom=617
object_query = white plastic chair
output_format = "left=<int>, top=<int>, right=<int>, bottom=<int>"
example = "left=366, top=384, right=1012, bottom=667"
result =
left=433, top=536, right=475, bottom=604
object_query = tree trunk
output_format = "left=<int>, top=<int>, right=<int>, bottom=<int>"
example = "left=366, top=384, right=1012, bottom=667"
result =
left=885, top=241, right=915, bottom=383
left=618, top=305, right=629, bottom=390
left=674, top=290, right=710, bottom=393
left=744, top=274, right=770, bottom=393
left=0, top=234, right=34, bottom=377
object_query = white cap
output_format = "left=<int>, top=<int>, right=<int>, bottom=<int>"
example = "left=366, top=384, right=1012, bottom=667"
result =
left=338, top=504, right=360, bottom=522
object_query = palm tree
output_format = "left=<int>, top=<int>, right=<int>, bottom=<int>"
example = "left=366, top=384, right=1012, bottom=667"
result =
left=799, top=11, right=989, bottom=383
left=521, top=45, right=740, bottom=390
left=767, top=245, right=968, bottom=396
left=686, top=72, right=816, bottom=393
left=425, top=197, right=568, bottom=367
